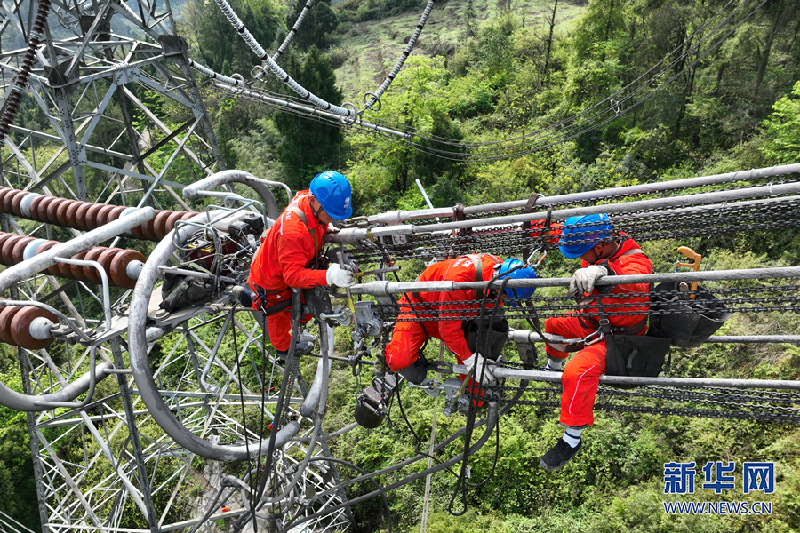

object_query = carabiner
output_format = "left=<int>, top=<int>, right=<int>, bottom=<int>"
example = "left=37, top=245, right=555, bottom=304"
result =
left=526, top=247, right=547, bottom=268
left=583, top=328, right=605, bottom=346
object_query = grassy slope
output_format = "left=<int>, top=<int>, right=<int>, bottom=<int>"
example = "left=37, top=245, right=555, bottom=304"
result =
left=329, top=0, right=585, bottom=102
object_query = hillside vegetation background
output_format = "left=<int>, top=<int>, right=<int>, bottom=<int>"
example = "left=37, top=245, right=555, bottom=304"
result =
left=2, top=0, right=800, bottom=531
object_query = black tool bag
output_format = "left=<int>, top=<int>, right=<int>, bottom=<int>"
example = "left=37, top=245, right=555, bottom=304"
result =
left=462, top=317, right=509, bottom=360
left=604, top=333, right=673, bottom=378
left=647, top=282, right=730, bottom=348
left=160, top=265, right=214, bottom=312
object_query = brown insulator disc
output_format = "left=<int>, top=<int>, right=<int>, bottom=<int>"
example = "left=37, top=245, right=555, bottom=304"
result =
left=65, top=201, right=82, bottom=228
left=0, top=234, right=15, bottom=264
left=28, top=195, right=48, bottom=223
left=10, top=236, right=36, bottom=264
left=33, top=195, right=55, bottom=222
left=10, top=191, right=29, bottom=216
left=153, top=210, right=173, bottom=240
left=83, top=248, right=105, bottom=284
left=84, top=203, right=105, bottom=229
left=34, top=242, right=61, bottom=276
left=140, top=216, right=158, bottom=241
left=45, top=198, right=67, bottom=225
left=164, top=211, right=186, bottom=234
left=10, top=306, right=58, bottom=350
left=94, top=205, right=116, bottom=227
left=109, top=249, right=146, bottom=289
left=0, top=306, right=23, bottom=344
left=56, top=255, right=74, bottom=278
left=130, top=222, right=146, bottom=240
left=3, top=189, right=23, bottom=214
left=74, top=203, right=93, bottom=230
left=96, top=248, right=119, bottom=280
left=1, top=235, right=27, bottom=265
left=69, top=250, right=89, bottom=281
left=104, top=205, right=126, bottom=226
left=56, top=199, right=76, bottom=226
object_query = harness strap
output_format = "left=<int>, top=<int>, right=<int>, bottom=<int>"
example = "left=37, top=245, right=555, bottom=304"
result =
left=569, top=244, right=650, bottom=345
left=579, top=315, right=647, bottom=336
left=289, top=207, right=318, bottom=251
left=261, top=299, right=293, bottom=316
left=289, top=206, right=322, bottom=267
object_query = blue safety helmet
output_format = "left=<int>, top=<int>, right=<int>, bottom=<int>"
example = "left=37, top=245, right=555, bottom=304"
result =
left=497, top=258, right=537, bottom=303
left=310, top=171, right=353, bottom=220
left=558, top=213, right=613, bottom=259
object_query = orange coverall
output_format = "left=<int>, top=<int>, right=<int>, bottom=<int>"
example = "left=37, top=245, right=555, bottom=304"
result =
left=247, top=191, right=328, bottom=352
left=384, top=254, right=503, bottom=372
left=545, top=235, right=652, bottom=427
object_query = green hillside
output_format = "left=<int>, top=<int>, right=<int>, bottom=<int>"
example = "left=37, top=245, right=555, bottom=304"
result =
left=329, top=0, right=587, bottom=100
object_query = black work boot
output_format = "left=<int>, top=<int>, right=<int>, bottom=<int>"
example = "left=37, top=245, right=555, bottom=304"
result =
left=540, top=438, right=582, bottom=471
left=275, top=341, right=314, bottom=363
left=354, top=375, right=398, bottom=428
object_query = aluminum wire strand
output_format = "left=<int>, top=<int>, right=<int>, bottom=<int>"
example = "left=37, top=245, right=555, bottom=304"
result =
left=344, top=193, right=800, bottom=264
left=375, top=285, right=800, bottom=323
left=271, top=0, right=316, bottom=63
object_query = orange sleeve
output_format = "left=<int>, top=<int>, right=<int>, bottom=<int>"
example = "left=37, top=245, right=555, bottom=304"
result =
left=609, top=253, right=652, bottom=294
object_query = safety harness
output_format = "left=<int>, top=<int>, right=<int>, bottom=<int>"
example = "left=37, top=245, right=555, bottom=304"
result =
left=582, top=245, right=670, bottom=378
left=252, top=205, right=323, bottom=316
left=576, top=246, right=650, bottom=336
left=398, top=254, right=506, bottom=384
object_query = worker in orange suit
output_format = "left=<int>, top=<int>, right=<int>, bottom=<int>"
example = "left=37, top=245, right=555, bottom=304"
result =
left=355, top=254, right=538, bottom=428
left=539, top=213, right=652, bottom=471
left=240, top=171, right=356, bottom=358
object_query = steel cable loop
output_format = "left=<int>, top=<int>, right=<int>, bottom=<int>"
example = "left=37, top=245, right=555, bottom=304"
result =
left=129, top=213, right=302, bottom=461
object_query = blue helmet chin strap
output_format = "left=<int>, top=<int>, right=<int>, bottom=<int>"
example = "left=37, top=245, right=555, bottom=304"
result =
left=310, top=195, right=326, bottom=219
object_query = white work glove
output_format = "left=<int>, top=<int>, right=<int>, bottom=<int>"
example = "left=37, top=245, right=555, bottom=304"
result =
left=326, top=263, right=356, bottom=288
left=569, top=265, right=608, bottom=296
left=463, top=353, right=495, bottom=385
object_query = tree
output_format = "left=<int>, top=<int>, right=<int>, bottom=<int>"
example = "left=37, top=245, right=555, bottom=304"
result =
left=273, top=47, right=345, bottom=189
left=182, top=0, right=280, bottom=76
left=760, top=80, right=800, bottom=164
left=286, top=0, right=339, bottom=51
left=0, top=396, right=40, bottom=531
